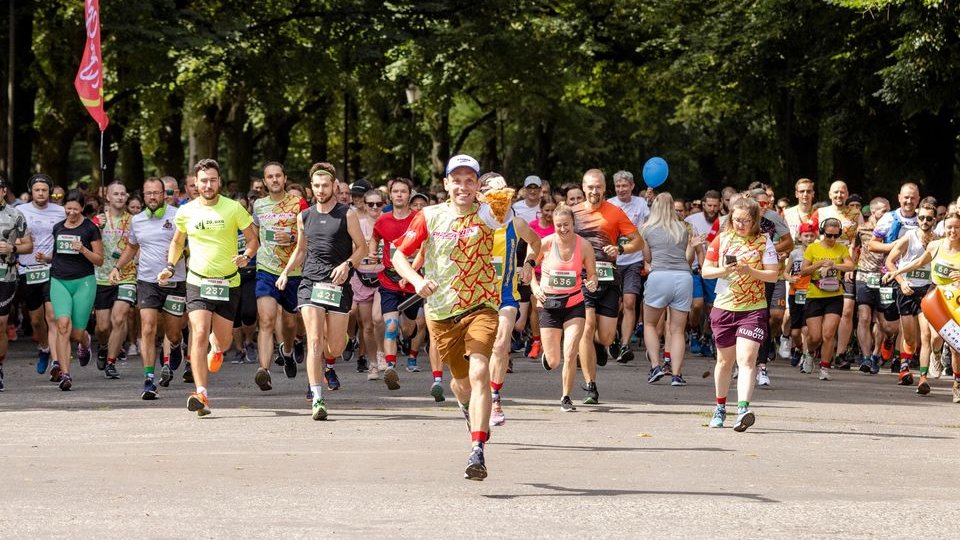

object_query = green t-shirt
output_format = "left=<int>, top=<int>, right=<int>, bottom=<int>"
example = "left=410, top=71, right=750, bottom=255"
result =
left=174, top=196, right=253, bottom=287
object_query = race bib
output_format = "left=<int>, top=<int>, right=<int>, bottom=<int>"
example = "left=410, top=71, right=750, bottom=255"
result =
left=117, top=284, right=137, bottom=303
left=492, top=256, right=504, bottom=280
left=199, top=278, right=230, bottom=302
left=879, top=286, right=895, bottom=306
left=162, top=294, right=186, bottom=316
left=265, top=226, right=292, bottom=246
left=548, top=270, right=577, bottom=289
left=864, top=273, right=881, bottom=289
left=907, top=269, right=931, bottom=281
left=111, top=250, right=121, bottom=260
left=25, top=266, right=50, bottom=285
left=795, top=289, right=807, bottom=305
left=237, top=235, right=246, bottom=255
left=56, top=234, right=81, bottom=255
left=596, top=261, right=615, bottom=282
left=933, top=262, right=955, bottom=281
left=311, top=283, right=343, bottom=307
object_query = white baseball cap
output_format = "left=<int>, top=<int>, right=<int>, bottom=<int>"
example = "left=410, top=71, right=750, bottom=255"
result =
left=445, top=154, right=480, bottom=176
left=523, top=175, right=542, bottom=188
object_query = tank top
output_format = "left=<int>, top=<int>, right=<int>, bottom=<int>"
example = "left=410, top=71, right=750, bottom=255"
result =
left=301, top=202, right=353, bottom=283
left=493, top=222, right=519, bottom=303
left=931, top=240, right=960, bottom=287
left=898, top=229, right=932, bottom=287
left=540, top=235, right=584, bottom=300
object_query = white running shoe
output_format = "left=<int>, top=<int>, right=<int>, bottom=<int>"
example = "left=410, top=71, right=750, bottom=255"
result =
left=778, top=336, right=791, bottom=359
left=930, top=352, right=943, bottom=379
left=801, top=352, right=814, bottom=374
left=757, top=369, right=770, bottom=387
left=127, top=343, right=139, bottom=357
left=376, top=351, right=387, bottom=371
left=818, top=367, right=831, bottom=381
left=367, top=367, right=380, bottom=381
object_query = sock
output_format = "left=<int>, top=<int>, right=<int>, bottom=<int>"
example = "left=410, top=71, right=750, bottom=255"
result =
left=310, top=383, right=323, bottom=401
left=900, top=353, right=911, bottom=371
left=196, top=385, right=207, bottom=396
left=759, top=364, right=767, bottom=373
left=162, top=356, right=169, bottom=365
left=107, top=357, right=116, bottom=365
left=432, top=370, right=443, bottom=383
left=325, top=356, right=336, bottom=367
left=490, top=381, right=503, bottom=392
left=820, top=360, right=830, bottom=369
left=39, top=346, right=49, bottom=353
left=144, top=366, right=155, bottom=377
left=664, top=351, right=672, bottom=363
left=738, top=400, right=749, bottom=412
left=471, top=431, right=488, bottom=447
left=716, top=397, right=726, bottom=407
left=459, top=402, right=469, bottom=411
left=408, top=349, right=418, bottom=359
left=532, top=336, right=540, bottom=344
left=386, top=354, right=396, bottom=367
left=920, top=367, right=929, bottom=376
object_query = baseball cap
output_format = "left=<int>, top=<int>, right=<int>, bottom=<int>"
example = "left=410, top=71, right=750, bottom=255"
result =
left=349, top=178, right=373, bottom=197
left=411, top=192, right=429, bottom=204
left=29, top=173, right=53, bottom=189
left=445, top=154, right=480, bottom=177
left=798, top=223, right=815, bottom=234
left=847, top=194, right=863, bottom=205
left=523, top=175, right=542, bottom=188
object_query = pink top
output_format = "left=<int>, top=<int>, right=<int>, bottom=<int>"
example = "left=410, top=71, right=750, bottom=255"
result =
left=529, top=218, right=554, bottom=275
left=540, top=234, right=585, bottom=306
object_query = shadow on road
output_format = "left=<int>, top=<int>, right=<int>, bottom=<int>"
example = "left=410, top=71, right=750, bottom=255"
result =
left=483, top=483, right=777, bottom=503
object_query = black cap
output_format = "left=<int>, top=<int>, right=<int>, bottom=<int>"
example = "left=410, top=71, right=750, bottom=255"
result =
left=350, top=178, right=373, bottom=197
left=411, top=192, right=429, bottom=203
left=847, top=194, right=863, bottom=205
left=28, top=173, right=53, bottom=189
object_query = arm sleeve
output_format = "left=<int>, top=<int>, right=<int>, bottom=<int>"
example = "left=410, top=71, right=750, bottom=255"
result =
left=616, top=207, right=639, bottom=237
left=394, top=211, right=428, bottom=257
left=810, top=210, right=819, bottom=235
left=803, top=244, right=815, bottom=262
left=235, top=205, right=254, bottom=230
left=127, top=221, right=138, bottom=246
left=174, top=209, right=187, bottom=233
left=772, top=213, right=790, bottom=238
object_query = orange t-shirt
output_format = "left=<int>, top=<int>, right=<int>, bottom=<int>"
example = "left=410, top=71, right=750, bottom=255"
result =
left=572, top=201, right=638, bottom=264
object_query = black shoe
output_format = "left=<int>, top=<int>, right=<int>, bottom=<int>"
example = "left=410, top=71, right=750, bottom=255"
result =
left=293, top=338, right=305, bottom=364
left=182, top=364, right=194, bottom=384
left=835, top=358, right=852, bottom=370
left=159, top=364, right=173, bottom=387
left=49, top=362, right=62, bottom=383
left=169, top=341, right=183, bottom=371
left=582, top=382, right=599, bottom=405
left=255, top=367, right=273, bottom=391
left=104, top=362, right=120, bottom=379
left=616, top=347, right=635, bottom=363
left=560, top=395, right=576, bottom=412
left=891, top=359, right=901, bottom=373
left=0, top=363, right=4, bottom=392
left=274, top=344, right=284, bottom=366
left=398, top=334, right=411, bottom=357
left=96, top=346, right=108, bottom=371
left=464, top=447, right=487, bottom=481
left=356, top=356, right=368, bottom=373
left=58, top=373, right=72, bottom=391
left=282, top=347, right=297, bottom=378
left=595, top=342, right=608, bottom=367
left=141, top=378, right=158, bottom=400
left=342, top=337, right=357, bottom=363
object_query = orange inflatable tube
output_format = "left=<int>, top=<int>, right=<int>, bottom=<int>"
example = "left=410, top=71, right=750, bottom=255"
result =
left=921, top=286, right=960, bottom=351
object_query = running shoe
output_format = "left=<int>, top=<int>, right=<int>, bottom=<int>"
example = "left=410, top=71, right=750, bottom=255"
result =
left=398, top=334, right=411, bottom=357
left=699, top=336, right=715, bottom=358
left=595, top=342, right=608, bottom=367
left=231, top=349, right=245, bottom=364
left=647, top=365, right=665, bottom=384
left=733, top=408, right=755, bottom=432
left=120, top=347, right=129, bottom=364
left=356, top=356, right=368, bottom=373
left=953, top=381, right=960, bottom=404
left=406, top=357, right=420, bottom=373
left=58, top=373, right=72, bottom=391
left=182, top=363, right=194, bottom=384
left=159, top=364, right=173, bottom=387
left=367, top=367, right=380, bottom=381
left=376, top=352, right=387, bottom=371
left=560, top=395, right=576, bottom=412
left=916, top=377, right=931, bottom=396
left=491, top=398, right=505, bottom=426
left=49, top=362, right=62, bottom=383
left=835, top=356, right=852, bottom=370
left=37, top=348, right=50, bottom=375
left=305, top=386, right=313, bottom=402
left=464, top=446, right=487, bottom=481
left=510, top=331, right=525, bottom=353
left=341, top=337, right=357, bottom=363
left=384, top=366, right=400, bottom=390
left=294, top=338, right=305, bottom=364
left=757, top=368, right=770, bottom=387
left=709, top=406, right=726, bottom=428
left=778, top=336, right=792, bottom=359
left=96, top=345, right=107, bottom=370
left=869, top=355, right=881, bottom=375
left=430, top=381, right=445, bottom=402
left=670, top=375, right=687, bottom=387
left=689, top=333, right=701, bottom=355
left=104, top=362, right=120, bottom=380
left=541, top=353, right=551, bottom=371
left=800, top=352, right=813, bottom=374
left=325, top=368, right=341, bottom=391
left=616, top=346, right=635, bottom=363
left=527, top=339, right=542, bottom=359
left=255, top=367, right=272, bottom=391
left=732, top=366, right=739, bottom=379
left=818, top=367, right=831, bottom=381
left=582, top=382, right=599, bottom=405
left=790, top=348, right=802, bottom=368
left=141, top=378, right=158, bottom=400
left=662, top=361, right=673, bottom=376
left=858, top=356, right=872, bottom=374
left=880, top=338, right=894, bottom=363
left=169, top=341, right=183, bottom=371
left=281, top=347, right=297, bottom=379
left=898, top=369, right=914, bottom=386
left=244, top=341, right=258, bottom=364
left=187, top=392, right=211, bottom=417
left=207, top=348, right=223, bottom=374
left=76, top=338, right=91, bottom=367
left=930, top=352, right=944, bottom=379
left=311, top=398, right=328, bottom=421
left=127, top=342, right=139, bottom=357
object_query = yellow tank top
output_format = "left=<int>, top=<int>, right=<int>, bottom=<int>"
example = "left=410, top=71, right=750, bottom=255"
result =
left=931, top=240, right=960, bottom=287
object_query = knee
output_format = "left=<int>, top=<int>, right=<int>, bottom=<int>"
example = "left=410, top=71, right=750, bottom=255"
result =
left=622, top=295, right=636, bottom=311
left=384, top=318, right=399, bottom=340
left=110, top=313, right=126, bottom=329
left=56, top=318, right=71, bottom=334
left=468, top=359, right=489, bottom=382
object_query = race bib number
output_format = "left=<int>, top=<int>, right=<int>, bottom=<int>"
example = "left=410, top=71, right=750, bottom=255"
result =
left=795, top=289, right=807, bottom=305
left=907, top=269, right=931, bottom=281
left=933, top=262, right=955, bottom=281
left=596, top=261, right=615, bottom=282
left=879, top=286, right=895, bottom=306
left=549, top=270, right=577, bottom=289
left=265, top=226, right=292, bottom=246
left=492, top=256, right=504, bottom=280
left=117, top=284, right=137, bottom=303
left=56, top=234, right=81, bottom=254
left=864, top=273, right=881, bottom=288
left=162, top=294, right=186, bottom=316
left=199, top=278, right=230, bottom=302
left=311, top=283, right=343, bottom=307
left=26, top=266, right=50, bottom=285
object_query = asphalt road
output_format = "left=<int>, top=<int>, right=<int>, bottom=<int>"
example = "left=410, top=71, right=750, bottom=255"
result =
left=1, top=340, right=958, bottom=539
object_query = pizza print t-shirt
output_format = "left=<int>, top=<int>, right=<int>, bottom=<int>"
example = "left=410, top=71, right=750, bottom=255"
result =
left=252, top=193, right=307, bottom=276
left=705, top=232, right=778, bottom=312
left=93, top=212, right=136, bottom=285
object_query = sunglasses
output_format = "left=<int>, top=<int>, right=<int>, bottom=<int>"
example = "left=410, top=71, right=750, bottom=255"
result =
left=366, top=202, right=384, bottom=208
left=51, top=194, right=63, bottom=199
left=165, top=189, right=175, bottom=196
left=918, top=215, right=935, bottom=222
left=824, top=233, right=840, bottom=239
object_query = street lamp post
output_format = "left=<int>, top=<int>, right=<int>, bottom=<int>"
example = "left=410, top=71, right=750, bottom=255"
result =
left=405, top=83, right=421, bottom=181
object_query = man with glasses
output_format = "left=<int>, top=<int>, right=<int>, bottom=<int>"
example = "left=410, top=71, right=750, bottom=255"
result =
left=513, top=176, right=543, bottom=223
left=162, top=177, right=181, bottom=208
left=251, top=161, right=308, bottom=390
left=783, top=178, right=816, bottom=243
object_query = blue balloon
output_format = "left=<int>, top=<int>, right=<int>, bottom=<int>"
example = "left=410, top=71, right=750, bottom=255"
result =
left=642, top=157, right=669, bottom=189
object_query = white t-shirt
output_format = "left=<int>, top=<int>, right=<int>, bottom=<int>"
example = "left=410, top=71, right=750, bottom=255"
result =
left=128, top=206, right=187, bottom=283
left=607, top=196, right=650, bottom=266
left=512, top=199, right=540, bottom=224
left=685, top=211, right=718, bottom=268
left=17, top=202, right=65, bottom=273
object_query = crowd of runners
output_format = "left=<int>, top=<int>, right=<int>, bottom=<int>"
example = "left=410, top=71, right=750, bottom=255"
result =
left=0, top=157, right=957, bottom=481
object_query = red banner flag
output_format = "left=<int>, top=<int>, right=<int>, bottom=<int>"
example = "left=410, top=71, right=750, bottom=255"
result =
left=74, top=0, right=108, bottom=131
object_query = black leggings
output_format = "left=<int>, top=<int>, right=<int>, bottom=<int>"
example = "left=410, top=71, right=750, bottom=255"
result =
left=233, top=268, right=257, bottom=328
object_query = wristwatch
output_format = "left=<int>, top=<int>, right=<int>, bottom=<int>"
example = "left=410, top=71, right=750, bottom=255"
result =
left=525, top=259, right=536, bottom=268
left=617, top=244, right=625, bottom=255
left=346, top=260, right=355, bottom=269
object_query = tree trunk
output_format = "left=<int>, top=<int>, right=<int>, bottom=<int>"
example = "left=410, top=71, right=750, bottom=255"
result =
left=775, top=91, right=819, bottom=193
left=10, top=0, right=37, bottom=194
left=194, top=103, right=225, bottom=164
left=535, top=117, right=557, bottom=181
left=305, top=95, right=331, bottom=165
left=428, top=97, right=451, bottom=189
left=912, top=110, right=957, bottom=205
left=153, top=91, right=185, bottom=179
left=224, top=91, right=255, bottom=189
left=261, top=109, right=299, bottom=164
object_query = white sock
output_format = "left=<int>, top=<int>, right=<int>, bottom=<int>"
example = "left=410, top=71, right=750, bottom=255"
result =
left=310, top=384, right=323, bottom=401
left=196, top=385, right=207, bottom=396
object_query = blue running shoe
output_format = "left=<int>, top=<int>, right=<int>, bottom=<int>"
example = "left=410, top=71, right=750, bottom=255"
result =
left=870, top=354, right=881, bottom=375
left=37, top=348, right=50, bottom=375
left=647, top=365, right=665, bottom=384
left=464, top=446, right=487, bottom=481
left=700, top=337, right=715, bottom=358
left=141, top=378, right=158, bottom=400
left=709, top=406, right=726, bottom=428
left=690, top=334, right=701, bottom=355
left=790, top=348, right=803, bottom=367
left=406, top=357, right=420, bottom=373
left=733, top=408, right=755, bottom=432
left=324, top=368, right=341, bottom=391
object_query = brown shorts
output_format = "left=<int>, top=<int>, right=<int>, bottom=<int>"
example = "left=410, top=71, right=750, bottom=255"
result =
left=425, top=308, right=498, bottom=380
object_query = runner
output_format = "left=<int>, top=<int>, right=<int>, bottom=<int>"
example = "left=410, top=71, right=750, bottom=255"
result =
left=251, top=161, right=307, bottom=390
left=800, top=218, right=856, bottom=381
left=783, top=178, right=816, bottom=242
left=482, top=173, right=541, bottom=427
left=607, top=170, right=650, bottom=364
left=640, top=193, right=695, bottom=386
left=276, top=162, right=367, bottom=421
left=853, top=197, right=897, bottom=375
left=685, top=190, right=722, bottom=358
left=0, top=176, right=32, bottom=391
left=883, top=200, right=937, bottom=392
left=350, top=188, right=385, bottom=377
left=391, top=154, right=514, bottom=481
left=160, top=159, right=258, bottom=416
left=573, top=169, right=644, bottom=405
left=531, top=203, right=597, bottom=411
left=93, top=182, right=137, bottom=380
left=512, top=176, right=543, bottom=223
left=112, top=177, right=188, bottom=398
left=521, top=197, right=556, bottom=360
left=702, top=196, right=779, bottom=431
left=18, top=174, right=64, bottom=376
left=786, top=223, right=815, bottom=368
left=48, top=190, right=104, bottom=391
left=231, top=194, right=258, bottom=366
left=370, top=177, right=420, bottom=391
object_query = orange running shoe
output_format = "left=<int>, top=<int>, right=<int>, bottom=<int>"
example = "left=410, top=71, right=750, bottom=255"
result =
left=897, top=369, right=914, bottom=386
left=880, top=338, right=894, bottom=363
left=527, top=340, right=542, bottom=359
left=208, top=349, right=224, bottom=373
left=916, top=376, right=930, bottom=395
left=187, top=392, right=211, bottom=416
